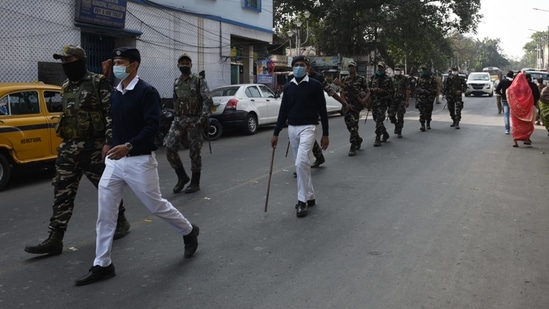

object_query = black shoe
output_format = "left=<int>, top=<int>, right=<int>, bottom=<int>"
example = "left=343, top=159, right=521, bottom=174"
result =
left=426, top=123, right=431, bottom=130
left=296, top=201, right=308, bottom=218
left=173, top=174, right=190, bottom=193
left=293, top=171, right=297, bottom=178
left=450, top=120, right=456, bottom=127
left=382, top=132, right=390, bottom=142
left=455, top=122, right=460, bottom=129
left=307, top=199, right=316, bottom=207
left=397, top=133, right=403, bottom=138
left=75, top=264, right=116, bottom=286
left=356, top=137, right=363, bottom=150
left=24, top=230, right=64, bottom=255
left=183, top=224, right=200, bottom=258
left=348, top=144, right=357, bottom=156
left=311, top=156, right=325, bottom=168
left=373, top=137, right=381, bottom=147
left=184, top=184, right=200, bottom=194
left=113, top=219, right=130, bottom=240
left=420, top=125, right=426, bottom=132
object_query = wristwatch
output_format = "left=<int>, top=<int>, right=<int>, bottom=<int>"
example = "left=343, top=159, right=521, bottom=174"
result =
left=124, top=142, right=133, bottom=150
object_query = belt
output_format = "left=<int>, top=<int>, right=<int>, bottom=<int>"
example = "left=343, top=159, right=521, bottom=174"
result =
left=126, top=151, right=152, bottom=157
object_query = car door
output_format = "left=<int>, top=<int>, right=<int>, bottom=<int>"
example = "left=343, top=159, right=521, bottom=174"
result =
left=257, top=84, right=280, bottom=124
left=0, top=90, right=52, bottom=162
left=244, top=85, right=267, bottom=124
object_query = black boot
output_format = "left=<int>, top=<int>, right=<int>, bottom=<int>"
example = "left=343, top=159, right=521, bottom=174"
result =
left=348, top=144, right=357, bottom=156
left=374, top=136, right=382, bottom=147
left=183, top=224, right=200, bottom=258
left=24, top=230, right=64, bottom=255
left=173, top=168, right=190, bottom=193
left=114, top=208, right=130, bottom=240
left=450, top=119, right=456, bottom=127
left=311, top=154, right=325, bottom=168
left=426, top=121, right=431, bottom=130
left=184, top=172, right=201, bottom=194
left=455, top=121, right=460, bottom=129
left=382, top=131, right=390, bottom=142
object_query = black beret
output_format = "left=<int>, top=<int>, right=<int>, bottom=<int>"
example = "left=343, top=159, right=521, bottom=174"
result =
left=291, top=55, right=309, bottom=67
left=113, top=47, right=141, bottom=63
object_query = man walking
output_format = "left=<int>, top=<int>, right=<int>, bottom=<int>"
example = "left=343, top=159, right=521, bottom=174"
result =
left=341, top=61, right=369, bottom=156
left=24, top=45, right=130, bottom=256
left=415, top=64, right=438, bottom=132
left=165, top=53, right=212, bottom=194
left=443, top=66, right=467, bottom=129
left=389, top=64, right=410, bottom=138
left=495, top=71, right=514, bottom=134
left=368, top=61, right=394, bottom=146
left=271, top=56, right=329, bottom=218
left=75, top=47, right=199, bottom=286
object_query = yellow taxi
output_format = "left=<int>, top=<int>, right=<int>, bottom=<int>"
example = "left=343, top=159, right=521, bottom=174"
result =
left=0, top=82, right=63, bottom=190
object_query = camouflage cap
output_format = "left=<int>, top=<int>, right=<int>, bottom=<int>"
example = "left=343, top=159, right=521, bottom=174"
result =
left=53, top=45, right=86, bottom=60
left=377, top=61, right=386, bottom=68
left=451, top=66, right=458, bottom=71
left=395, top=63, right=404, bottom=69
left=178, top=53, right=192, bottom=63
left=348, top=60, right=357, bottom=67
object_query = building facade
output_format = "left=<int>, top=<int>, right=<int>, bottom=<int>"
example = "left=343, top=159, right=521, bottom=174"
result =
left=0, top=0, right=273, bottom=96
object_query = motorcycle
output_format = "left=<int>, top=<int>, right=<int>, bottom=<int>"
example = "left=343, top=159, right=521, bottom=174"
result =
left=156, top=106, right=223, bottom=147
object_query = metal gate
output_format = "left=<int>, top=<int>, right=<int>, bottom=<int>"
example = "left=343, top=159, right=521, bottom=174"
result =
left=81, top=33, right=115, bottom=74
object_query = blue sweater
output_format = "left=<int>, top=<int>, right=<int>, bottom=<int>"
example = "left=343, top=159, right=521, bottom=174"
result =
left=274, top=77, right=329, bottom=136
left=110, top=79, right=160, bottom=155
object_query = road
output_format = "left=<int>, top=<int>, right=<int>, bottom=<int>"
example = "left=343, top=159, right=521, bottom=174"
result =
left=2, top=95, right=549, bottom=309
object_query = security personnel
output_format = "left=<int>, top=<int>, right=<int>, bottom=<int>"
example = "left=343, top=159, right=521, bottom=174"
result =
left=415, top=64, right=438, bottom=131
left=389, top=64, right=410, bottom=138
left=165, top=53, right=213, bottom=194
left=443, top=66, right=467, bottom=129
left=341, top=61, right=369, bottom=156
left=25, top=45, right=130, bottom=256
left=368, top=61, right=394, bottom=146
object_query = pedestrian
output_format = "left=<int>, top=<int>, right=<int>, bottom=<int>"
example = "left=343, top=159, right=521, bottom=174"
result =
left=368, top=61, right=394, bottom=146
left=165, top=53, right=213, bottom=194
left=75, top=47, right=199, bottom=286
left=271, top=55, right=329, bottom=218
left=308, top=63, right=349, bottom=167
left=535, top=77, right=544, bottom=125
left=507, top=72, right=537, bottom=147
left=434, top=73, right=442, bottom=104
left=24, top=45, right=130, bottom=256
left=443, top=66, right=467, bottom=129
left=389, top=63, right=410, bottom=138
left=495, top=70, right=514, bottom=134
left=340, top=61, right=369, bottom=156
left=539, top=84, right=549, bottom=135
left=415, top=64, right=438, bottom=131
left=495, top=73, right=503, bottom=114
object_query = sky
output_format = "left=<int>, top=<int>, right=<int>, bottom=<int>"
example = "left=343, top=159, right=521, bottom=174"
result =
left=473, top=0, right=549, bottom=60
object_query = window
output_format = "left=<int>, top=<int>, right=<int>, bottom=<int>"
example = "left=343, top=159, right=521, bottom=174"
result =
left=243, top=0, right=261, bottom=12
left=6, top=91, right=40, bottom=115
left=45, top=91, right=63, bottom=113
left=258, top=85, right=275, bottom=98
left=245, top=86, right=261, bottom=98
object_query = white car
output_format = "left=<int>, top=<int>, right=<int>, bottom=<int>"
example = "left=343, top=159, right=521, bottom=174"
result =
left=465, top=72, right=493, bottom=97
left=210, top=83, right=341, bottom=135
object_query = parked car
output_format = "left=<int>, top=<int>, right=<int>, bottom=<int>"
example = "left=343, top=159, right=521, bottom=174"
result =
left=465, top=72, right=493, bottom=97
left=526, top=71, right=549, bottom=86
left=0, top=82, right=63, bottom=190
left=210, top=83, right=341, bottom=135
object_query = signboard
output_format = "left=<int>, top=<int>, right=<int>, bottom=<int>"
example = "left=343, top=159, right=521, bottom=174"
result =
left=309, top=56, right=339, bottom=68
left=75, top=0, right=127, bottom=28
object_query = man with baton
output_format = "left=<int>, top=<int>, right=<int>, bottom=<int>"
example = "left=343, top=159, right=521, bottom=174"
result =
left=271, top=56, right=329, bottom=218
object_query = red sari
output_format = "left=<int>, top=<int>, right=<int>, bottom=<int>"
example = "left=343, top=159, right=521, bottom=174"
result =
left=507, top=73, right=535, bottom=142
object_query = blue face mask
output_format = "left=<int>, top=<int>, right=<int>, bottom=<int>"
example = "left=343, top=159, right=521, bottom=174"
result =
left=293, top=66, right=306, bottom=78
left=375, top=70, right=385, bottom=76
left=113, top=65, right=129, bottom=80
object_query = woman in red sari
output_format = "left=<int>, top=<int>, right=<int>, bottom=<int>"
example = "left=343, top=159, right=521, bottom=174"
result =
left=507, top=72, right=535, bottom=147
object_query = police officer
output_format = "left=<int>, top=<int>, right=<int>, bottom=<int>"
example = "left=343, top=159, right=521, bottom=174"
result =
left=25, top=45, right=130, bottom=256
left=443, top=66, right=467, bottom=129
left=341, top=61, right=369, bottom=156
left=368, top=62, right=394, bottom=147
left=165, top=53, right=213, bottom=194
left=415, top=64, right=438, bottom=131
left=308, top=63, right=349, bottom=167
left=388, top=64, right=410, bottom=138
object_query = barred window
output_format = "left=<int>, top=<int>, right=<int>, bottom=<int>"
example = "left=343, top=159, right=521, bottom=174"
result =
left=243, top=0, right=261, bottom=12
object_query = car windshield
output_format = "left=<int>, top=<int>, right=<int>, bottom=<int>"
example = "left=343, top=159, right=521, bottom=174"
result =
left=468, top=74, right=490, bottom=81
left=211, top=86, right=239, bottom=97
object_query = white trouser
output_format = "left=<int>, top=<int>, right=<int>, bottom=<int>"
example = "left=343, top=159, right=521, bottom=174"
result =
left=94, top=152, right=192, bottom=267
left=288, top=125, right=315, bottom=203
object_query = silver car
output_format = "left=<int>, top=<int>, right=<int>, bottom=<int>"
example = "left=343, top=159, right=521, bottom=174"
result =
left=465, top=72, right=493, bottom=97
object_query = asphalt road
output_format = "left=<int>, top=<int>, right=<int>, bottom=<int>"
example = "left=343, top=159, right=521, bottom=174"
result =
left=2, top=95, right=549, bottom=309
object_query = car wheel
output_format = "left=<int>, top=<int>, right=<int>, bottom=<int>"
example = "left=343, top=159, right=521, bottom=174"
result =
left=0, top=153, right=11, bottom=191
left=244, top=113, right=258, bottom=135
left=489, top=92, right=493, bottom=97
left=202, top=118, right=223, bottom=141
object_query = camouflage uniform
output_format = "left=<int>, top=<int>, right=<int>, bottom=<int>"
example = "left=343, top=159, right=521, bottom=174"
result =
left=165, top=72, right=212, bottom=192
left=369, top=65, right=394, bottom=146
left=415, top=68, right=438, bottom=131
left=341, top=71, right=368, bottom=154
left=444, top=72, right=467, bottom=128
left=389, top=70, right=410, bottom=137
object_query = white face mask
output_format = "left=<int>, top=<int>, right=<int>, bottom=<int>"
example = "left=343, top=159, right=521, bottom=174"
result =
left=394, top=70, right=401, bottom=76
left=452, top=71, right=458, bottom=75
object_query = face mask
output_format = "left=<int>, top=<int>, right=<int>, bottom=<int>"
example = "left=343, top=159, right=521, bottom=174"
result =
left=293, top=66, right=306, bottom=78
left=113, top=65, right=129, bottom=80
left=375, top=70, right=385, bottom=76
left=394, top=70, right=401, bottom=76
left=179, top=66, right=191, bottom=75
left=452, top=71, right=458, bottom=75
left=62, top=59, right=87, bottom=81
